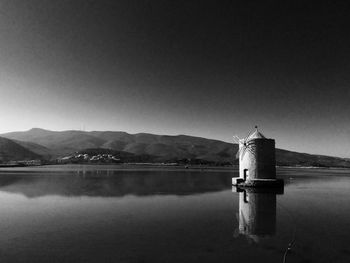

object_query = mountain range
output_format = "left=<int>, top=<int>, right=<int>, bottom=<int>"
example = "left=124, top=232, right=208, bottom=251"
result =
left=0, top=128, right=350, bottom=167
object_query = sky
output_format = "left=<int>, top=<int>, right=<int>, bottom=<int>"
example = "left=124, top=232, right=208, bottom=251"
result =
left=0, top=0, right=349, bottom=157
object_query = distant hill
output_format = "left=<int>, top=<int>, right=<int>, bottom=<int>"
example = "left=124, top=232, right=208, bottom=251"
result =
left=2, top=128, right=350, bottom=167
left=13, top=140, right=53, bottom=159
left=2, top=128, right=236, bottom=163
left=275, top=149, right=350, bottom=167
left=2, top=128, right=105, bottom=155
left=0, top=137, right=41, bottom=163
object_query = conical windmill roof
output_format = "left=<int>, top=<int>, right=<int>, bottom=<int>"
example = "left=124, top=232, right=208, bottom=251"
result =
left=248, top=128, right=266, bottom=139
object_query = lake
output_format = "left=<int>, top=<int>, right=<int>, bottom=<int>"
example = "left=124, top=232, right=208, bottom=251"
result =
left=0, top=165, right=349, bottom=263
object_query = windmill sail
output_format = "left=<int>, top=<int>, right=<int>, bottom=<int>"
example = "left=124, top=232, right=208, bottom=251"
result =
left=234, top=126, right=260, bottom=160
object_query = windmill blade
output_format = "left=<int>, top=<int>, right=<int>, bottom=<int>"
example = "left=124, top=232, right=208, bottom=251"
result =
left=246, top=142, right=256, bottom=154
left=233, top=135, right=242, bottom=159
left=246, top=143, right=257, bottom=153
left=240, top=146, right=248, bottom=160
left=241, top=144, right=257, bottom=160
left=243, top=128, right=255, bottom=144
left=246, top=146, right=256, bottom=158
left=238, top=146, right=243, bottom=158
left=246, top=139, right=255, bottom=145
left=239, top=143, right=247, bottom=153
left=235, top=150, right=240, bottom=159
left=243, top=135, right=250, bottom=144
left=236, top=146, right=244, bottom=159
left=233, top=135, right=241, bottom=144
left=245, top=140, right=256, bottom=149
left=248, top=146, right=257, bottom=155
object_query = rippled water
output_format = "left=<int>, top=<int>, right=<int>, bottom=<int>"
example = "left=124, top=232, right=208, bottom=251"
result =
left=0, top=166, right=349, bottom=263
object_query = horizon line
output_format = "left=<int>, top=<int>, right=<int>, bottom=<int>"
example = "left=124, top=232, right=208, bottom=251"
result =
left=0, top=127, right=348, bottom=159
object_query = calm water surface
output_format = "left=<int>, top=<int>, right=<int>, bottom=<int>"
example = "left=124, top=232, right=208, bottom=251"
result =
left=0, top=166, right=349, bottom=263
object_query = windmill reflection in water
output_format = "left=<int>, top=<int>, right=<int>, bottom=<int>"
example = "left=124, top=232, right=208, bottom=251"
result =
left=233, top=187, right=284, bottom=243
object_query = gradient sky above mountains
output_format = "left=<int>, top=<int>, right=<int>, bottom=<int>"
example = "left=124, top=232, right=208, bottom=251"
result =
left=0, top=0, right=349, bottom=157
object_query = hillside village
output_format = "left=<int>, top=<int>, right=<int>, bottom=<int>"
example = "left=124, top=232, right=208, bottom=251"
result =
left=59, top=153, right=121, bottom=164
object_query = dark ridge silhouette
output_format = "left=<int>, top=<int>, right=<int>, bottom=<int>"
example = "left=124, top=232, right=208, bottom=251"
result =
left=1, top=128, right=350, bottom=167
left=0, top=137, right=41, bottom=163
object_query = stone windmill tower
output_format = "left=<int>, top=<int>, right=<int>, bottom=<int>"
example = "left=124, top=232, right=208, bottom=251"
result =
left=232, top=126, right=283, bottom=187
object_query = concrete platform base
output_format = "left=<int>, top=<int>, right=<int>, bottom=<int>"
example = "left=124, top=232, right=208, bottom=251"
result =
left=232, top=177, right=284, bottom=188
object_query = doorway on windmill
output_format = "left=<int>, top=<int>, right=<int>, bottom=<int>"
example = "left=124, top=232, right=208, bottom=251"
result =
left=243, top=169, right=249, bottom=181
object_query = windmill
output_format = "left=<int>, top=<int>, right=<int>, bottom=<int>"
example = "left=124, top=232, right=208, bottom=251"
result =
left=232, top=126, right=281, bottom=187
left=233, top=126, right=258, bottom=160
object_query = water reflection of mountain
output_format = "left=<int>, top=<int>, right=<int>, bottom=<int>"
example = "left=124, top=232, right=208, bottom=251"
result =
left=235, top=188, right=283, bottom=243
left=0, top=171, right=232, bottom=198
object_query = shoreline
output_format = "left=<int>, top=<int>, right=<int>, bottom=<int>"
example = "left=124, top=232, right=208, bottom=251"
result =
left=0, top=163, right=350, bottom=173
